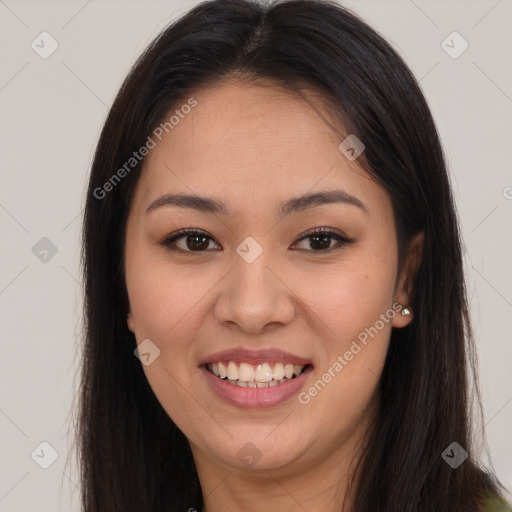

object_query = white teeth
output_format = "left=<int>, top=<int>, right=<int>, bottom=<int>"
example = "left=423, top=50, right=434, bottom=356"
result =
left=227, top=361, right=238, bottom=380
left=284, top=364, right=294, bottom=379
left=238, top=362, right=255, bottom=382
left=255, top=363, right=272, bottom=383
left=206, top=360, right=308, bottom=385
left=222, top=376, right=299, bottom=388
left=271, top=362, right=285, bottom=380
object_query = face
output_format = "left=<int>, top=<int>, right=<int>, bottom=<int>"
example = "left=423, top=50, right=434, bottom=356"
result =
left=124, top=80, right=420, bottom=478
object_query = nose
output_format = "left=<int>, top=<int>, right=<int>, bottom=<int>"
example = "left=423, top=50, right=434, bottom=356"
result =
left=213, top=246, right=296, bottom=335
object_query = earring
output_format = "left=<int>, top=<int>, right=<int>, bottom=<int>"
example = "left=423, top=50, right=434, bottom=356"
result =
left=401, top=306, right=411, bottom=316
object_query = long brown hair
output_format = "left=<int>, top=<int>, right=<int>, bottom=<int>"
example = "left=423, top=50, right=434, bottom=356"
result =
left=77, top=0, right=506, bottom=510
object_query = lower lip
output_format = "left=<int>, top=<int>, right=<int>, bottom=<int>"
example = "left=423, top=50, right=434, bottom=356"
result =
left=200, top=365, right=313, bottom=408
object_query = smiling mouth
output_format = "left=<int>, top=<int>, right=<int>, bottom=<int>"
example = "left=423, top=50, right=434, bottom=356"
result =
left=204, top=361, right=313, bottom=388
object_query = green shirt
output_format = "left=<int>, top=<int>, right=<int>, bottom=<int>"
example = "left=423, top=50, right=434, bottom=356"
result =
left=483, top=493, right=511, bottom=511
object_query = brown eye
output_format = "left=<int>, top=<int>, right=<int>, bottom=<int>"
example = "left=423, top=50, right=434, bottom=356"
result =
left=161, top=229, right=221, bottom=254
left=291, top=227, right=354, bottom=253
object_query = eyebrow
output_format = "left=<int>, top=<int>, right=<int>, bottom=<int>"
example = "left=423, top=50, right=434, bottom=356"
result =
left=145, top=189, right=368, bottom=217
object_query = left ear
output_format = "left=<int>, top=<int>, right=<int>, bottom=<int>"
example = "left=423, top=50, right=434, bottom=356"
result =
left=392, top=231, right=424, bottom=328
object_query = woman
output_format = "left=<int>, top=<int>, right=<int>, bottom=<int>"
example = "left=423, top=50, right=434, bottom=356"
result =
left=77, top=0, right=509, bottom=510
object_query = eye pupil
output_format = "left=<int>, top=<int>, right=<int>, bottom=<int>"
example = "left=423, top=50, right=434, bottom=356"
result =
left=309, top=235, right=331, bottom=251
left=187, top=234, right=209, bottom=251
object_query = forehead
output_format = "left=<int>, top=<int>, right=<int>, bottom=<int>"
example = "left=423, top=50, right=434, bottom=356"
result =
left=133, top=80, right=392, bottom=222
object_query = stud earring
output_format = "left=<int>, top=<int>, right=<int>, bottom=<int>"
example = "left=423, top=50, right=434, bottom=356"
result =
left=401, top=306, right=411, bottom=316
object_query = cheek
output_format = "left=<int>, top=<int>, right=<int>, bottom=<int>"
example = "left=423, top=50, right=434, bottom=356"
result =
left=126, top=252, right=209, bottom=340
left=125, top=258, right=211, bottom=428
left=295, top=251, right=396, bottom=417
left=294, top=253, right=397, bottom=346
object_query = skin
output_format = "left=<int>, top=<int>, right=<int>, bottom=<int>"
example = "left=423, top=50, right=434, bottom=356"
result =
left=124, top=79, right=424, bottom=512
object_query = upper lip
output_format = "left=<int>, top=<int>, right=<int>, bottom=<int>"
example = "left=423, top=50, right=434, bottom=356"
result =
left=199, top=347, right=313, bottom=367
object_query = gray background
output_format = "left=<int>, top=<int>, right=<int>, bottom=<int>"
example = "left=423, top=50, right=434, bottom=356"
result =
left=0, top=1, right=511, bottom=510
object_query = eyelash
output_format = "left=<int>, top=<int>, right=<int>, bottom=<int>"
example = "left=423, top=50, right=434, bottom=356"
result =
left=159, top=226, right=355, bottom=255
